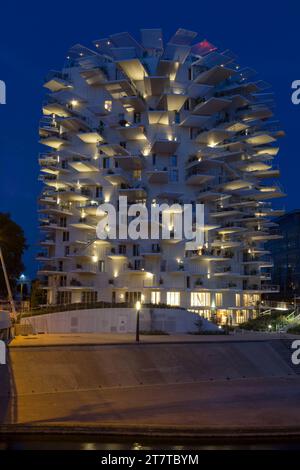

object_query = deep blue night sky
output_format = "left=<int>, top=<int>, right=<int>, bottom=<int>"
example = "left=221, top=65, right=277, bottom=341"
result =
left=0, top=0, right=299, bottom=278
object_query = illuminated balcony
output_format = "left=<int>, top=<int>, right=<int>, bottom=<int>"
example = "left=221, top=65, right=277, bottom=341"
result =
left=196, top=128, right=232, bottom=146
left=147, top=111, right=171, bottom=125
left=221, top=179, right=254, bottom=191
left=245, top=133, right=276, bottom=146
left=77, top=131, right=104, bottom=143
left=43, top=71, right=73, bottom=92
left=39, top=135, right=69, bottom=150
left=117, top=125, right=147, bottom=141
left=156, top=93, right=187, bottom=112
left=68, top=159, right=99, bottom=172
left=43, top=102, right=71, bottom=118
left=58, top=190, right=90, bottom=203
left=69, top=220, right=97, bottom=231
left=117, top=58, right=148, bottom=81
left=120, top=95, right=146, bottom=113
left=151, top=134, right=180, bottom=154
left=99, top=143, right=129, bottom=157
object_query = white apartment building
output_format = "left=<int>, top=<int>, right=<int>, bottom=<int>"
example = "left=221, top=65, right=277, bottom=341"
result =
left=37, top=28, right=285, bottom=325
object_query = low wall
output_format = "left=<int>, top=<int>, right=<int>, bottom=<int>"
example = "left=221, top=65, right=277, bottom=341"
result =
left=20, top=307, right=217, bottom=334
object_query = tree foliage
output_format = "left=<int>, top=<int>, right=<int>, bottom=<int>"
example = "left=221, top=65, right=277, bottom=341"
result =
left=0, top=212, right=27, bottom=297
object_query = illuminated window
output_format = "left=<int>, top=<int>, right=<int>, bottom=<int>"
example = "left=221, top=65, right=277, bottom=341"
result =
left=104, top=100, right=112, bottom=112
left=243, top=294, right=260, bottom=306
left=151, top=291, right=161, bottom=305
left=167, top=291, right=180, bottom=306
left=215, top=293, right=223, bottom=307
left=133, top=169, right=142, bottom=180
left=235, top=293, right=241, bottom=307
left=191, top=292, right=210, bottom=307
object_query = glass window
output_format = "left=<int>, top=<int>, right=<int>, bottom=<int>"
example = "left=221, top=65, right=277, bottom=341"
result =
left=151, top=291, right=161, bottom=304
left=169, top=168, right=179, bottom=182
left=215, top=293, right=223, bottom=307
left=167, top=292, right=180, bottom=306
left=170, top=155, right=177, bottom=167
left=104, top=100, right=112, bottom=112
left=191, top=292, right=211, bottom=307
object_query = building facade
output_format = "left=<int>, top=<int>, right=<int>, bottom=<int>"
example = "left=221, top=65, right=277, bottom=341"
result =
left=37, top=28, right=285, bottom=325
left=266, top=210, right=300, bottom=300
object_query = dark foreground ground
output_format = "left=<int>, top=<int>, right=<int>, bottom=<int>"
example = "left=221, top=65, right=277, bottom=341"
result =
left=1, top=332, right=300, bottom=440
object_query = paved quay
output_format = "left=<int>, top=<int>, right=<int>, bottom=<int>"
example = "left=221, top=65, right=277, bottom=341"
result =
left=9, top=331, right=297, bottom=347
left=1, top=332, right=300, bottom=437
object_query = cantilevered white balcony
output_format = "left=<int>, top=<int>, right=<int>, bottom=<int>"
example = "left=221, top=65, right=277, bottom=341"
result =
left=220, top=179, right=254, bottom=191
left=195, top=128, right=232, bottom=146
left=151, top=134, right=180, bottom=154
left=77, top=131, right=104, bottom=143
left=68, top=159, right=99, bottom=172
left=192, top=97, right=231, bottom=116
left=44, top=71, right=73, bottom=92
left=118, top=186, right=147, bottom=200
left=117, top=58, right=148, bottom=81
left=114, top=154, right=146, bottom=170
left=117, top=124, right=147, bottom=141
left=80, top=67, right=107, bottom=86
left=146, top=169, right=169, bottom=184
left=99, top=143, right=129, bottom=157
left=104, top=168, right=132, bottom=185
left=194, top=65, right=236, bottom=86
left=245, top=132, right=276, bottom=146
left=185, top=169, right=215, bottom=185
left=147, top=111, right=171, bottom=125
left=144, top=76, right=170, bottom=96
left=43, top=102, right=71, bottom=118
left=156, top=93, right=188, bottom=112
left=39, top=135, right=69, bottom=150
left=156, top=59, right=179, bottom=80
left=70, top=264, right=97, bottom=275
left=58, top=190, right=90, bottom=203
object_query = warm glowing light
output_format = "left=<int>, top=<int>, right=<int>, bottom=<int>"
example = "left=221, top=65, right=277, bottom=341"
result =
left=92, top=255, right=98, bottom=263
left=135, top=300, right=141, bottom=311
left=71, top=99, right=79, bottom=106
left=208, top=141, right=217, bottom=148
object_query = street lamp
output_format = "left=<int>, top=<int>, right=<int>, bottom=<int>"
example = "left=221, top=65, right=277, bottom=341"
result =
left=19, top=274, right=26, bottom=302
left=135, top=300, right=141, bottom=343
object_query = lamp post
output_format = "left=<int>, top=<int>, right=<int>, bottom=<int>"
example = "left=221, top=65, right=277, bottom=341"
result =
left=19, top=274, right=26, bottom=301
left=135, top=300, right=141, bottom=343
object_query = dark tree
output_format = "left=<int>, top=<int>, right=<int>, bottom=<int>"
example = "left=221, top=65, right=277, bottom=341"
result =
left=0, top=213, right=27, bottom=297
left=30, top=279, right=46, bottom=308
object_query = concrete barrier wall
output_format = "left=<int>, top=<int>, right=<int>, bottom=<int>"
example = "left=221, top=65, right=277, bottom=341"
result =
left=21, top=308, right=214, bottom=334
